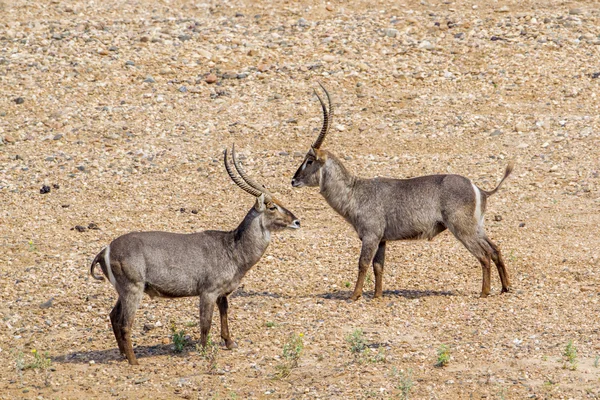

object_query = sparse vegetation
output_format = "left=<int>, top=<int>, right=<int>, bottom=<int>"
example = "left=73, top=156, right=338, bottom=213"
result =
left=198, top=335, right=219, bottom=373
left=14, top=349, right=52, bottom=387
left=392, top=367, right=414, bottom=400
left=274, top=333, right=304, bottom=379
left=563, top=340, right=577, bottom=370
left=435, top=344, right=450, bottom=367
left=344, top=281, right=351, bottom=288
left=345, top=328, right=367, bottom=356
left=265, top=321, right=276, bottom=328
left=594, top=355, right=599, bottom=368
left=170, top=321, right=187, bottom=353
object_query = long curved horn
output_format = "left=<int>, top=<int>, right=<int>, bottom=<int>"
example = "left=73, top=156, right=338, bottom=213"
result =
left=311, top=82, right=333, bottom=149
left=231, top=144, right=273, bottom=201
left=224, top=148, right=264, bottom=198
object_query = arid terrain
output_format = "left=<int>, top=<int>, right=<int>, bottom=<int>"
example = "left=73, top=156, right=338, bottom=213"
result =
left=1, top=0, right=599, bottom=398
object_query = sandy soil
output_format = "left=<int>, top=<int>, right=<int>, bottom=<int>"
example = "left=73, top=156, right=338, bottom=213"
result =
left=1, top=0, right=599, bottom=398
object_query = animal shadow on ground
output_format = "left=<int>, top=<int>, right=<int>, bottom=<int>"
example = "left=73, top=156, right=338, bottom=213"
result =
left=318, top=289, right=455, bottom=301
left=230, top=287, right=291, bottom=299
left=52, top=343, right=197, bottom=365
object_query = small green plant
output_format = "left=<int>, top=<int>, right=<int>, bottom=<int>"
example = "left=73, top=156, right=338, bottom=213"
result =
left=27, top=240, right=37, bottom=252
left=274, top=333, right=304, bottom=379
left=435, top=344, right=450, bottom=367
left=17, top=349, right=52, bottom=387
left=365, top=273, right=373, bottom=286
left=13, top=350, right=25, bottom=386
left=197, top=335, right=219, bottom=373
left=594, top=355, right=599, bottom=368
left=563, top=340, right=577, bottom=370
left=368, top=347, right=387, bottom=363
left=392, top=367, right=413, bottom=400
left=344, top=281, right=351, bottom=288
left=184, top=321, right=198, bottom=328
left=170, top=321, right=187, bottom=353
left=265, top=321, right=276, bottom=328
left=346, top=329, right=367, bottom=356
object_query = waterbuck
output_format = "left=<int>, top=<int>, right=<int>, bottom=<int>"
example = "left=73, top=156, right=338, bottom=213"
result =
left=291, top=84, right=513, bottom=300
left=90, top=145, right=300, bottom=365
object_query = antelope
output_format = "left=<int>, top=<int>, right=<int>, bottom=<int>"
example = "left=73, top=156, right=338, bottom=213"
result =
left=291, top=84, right=513, bottom=301
left=90, top=145, right=300, bottom=365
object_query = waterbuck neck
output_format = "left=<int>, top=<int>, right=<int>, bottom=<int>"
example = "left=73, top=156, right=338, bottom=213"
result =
left=319, top=153, right=357, bottom=219
left=232, top=208, right=271, bottom=273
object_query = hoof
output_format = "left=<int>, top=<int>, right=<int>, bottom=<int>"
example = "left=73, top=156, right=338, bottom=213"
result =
left=223, top=340, right=238, bottom=350
left=479, top=292, right=489, bottom=298
left=501, top=287, right=511, bottom=294
left=350, top=294, right=362, bottom=301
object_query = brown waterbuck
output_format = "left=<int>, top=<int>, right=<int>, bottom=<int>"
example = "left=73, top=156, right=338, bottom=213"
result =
left=291, top=84, right=513, bottom=301
left=90, top=145, right=300, bottom=365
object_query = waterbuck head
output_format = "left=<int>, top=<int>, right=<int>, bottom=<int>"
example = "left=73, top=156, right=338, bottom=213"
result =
left=225, top=145, right=300, bottom=231
left=291, top=83, right=332, bottom=188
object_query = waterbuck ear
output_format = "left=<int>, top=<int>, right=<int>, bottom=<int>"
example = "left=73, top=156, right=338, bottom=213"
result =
left=314, top=148, right=327, bottom=161
left=254, top=193, right=266, bottom=212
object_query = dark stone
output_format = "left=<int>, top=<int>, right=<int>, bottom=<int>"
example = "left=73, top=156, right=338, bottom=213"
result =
left=74, top=225, right=87, bottom=232
left=14, top=97, right=24, bottom=104
left=88, top=222, right=100, bottom=230
left=494, top=215, right=502, bottom=221
left=39, top=297, right=54, bottom=309
left=518, top=222, right=525, bottom=228
left=52, top=184, right=60, bottom=189
left=40, top=185, right=51, bottom=194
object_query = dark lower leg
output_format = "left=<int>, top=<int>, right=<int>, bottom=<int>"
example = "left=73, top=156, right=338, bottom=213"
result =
left=372, top=242, right=386, bottom=299
left=217, top=297, right=235, bottom=349
left=480, top=256, right=492, bottom=298
left=122, top=326, right=138, bottom=365
left=110, top=300, right=126, bottom=355
left=488, top=239, right=511, bottom=293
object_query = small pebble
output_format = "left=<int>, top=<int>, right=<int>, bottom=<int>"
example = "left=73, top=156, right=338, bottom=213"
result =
left=205, top=73, right=218, bottom=84
left=40, top=185, right=51, bottom=194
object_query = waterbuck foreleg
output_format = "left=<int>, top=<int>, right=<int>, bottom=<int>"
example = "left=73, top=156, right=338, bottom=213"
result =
left=351, top=238, right=380, bottom=301
left=198, top=296, right=216, bottom=348
left=216, top=296, right=236, bottom=349
left=372, top=241, right=386, bottom=299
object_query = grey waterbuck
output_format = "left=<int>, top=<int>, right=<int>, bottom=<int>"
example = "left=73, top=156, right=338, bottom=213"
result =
left=90, top=145, right=300, bottom=365
left=291, top=84, right=513, bottom=300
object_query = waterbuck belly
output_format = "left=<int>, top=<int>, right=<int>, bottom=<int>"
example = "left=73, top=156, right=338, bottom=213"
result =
left=385, top=221, right=446, bottom=241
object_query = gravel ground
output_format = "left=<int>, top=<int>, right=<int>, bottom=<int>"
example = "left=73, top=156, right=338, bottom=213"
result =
left=1, top=0, right=599, bottom=398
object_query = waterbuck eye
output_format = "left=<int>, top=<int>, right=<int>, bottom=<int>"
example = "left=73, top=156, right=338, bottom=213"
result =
left=306, top=160, right=313, bottom=166
left=268, top=204, right=277, bottom=211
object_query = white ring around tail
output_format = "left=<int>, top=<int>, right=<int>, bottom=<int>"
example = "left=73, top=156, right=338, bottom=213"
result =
left=104, top=245, right=117, bottom=287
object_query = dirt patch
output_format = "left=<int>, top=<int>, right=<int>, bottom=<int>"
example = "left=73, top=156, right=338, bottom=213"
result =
left=1, top=0, right=599, bottom=398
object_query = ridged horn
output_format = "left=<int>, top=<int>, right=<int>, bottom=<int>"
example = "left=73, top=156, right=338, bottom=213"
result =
left=231, top=144, right=273, bottom=201
left=224, top=147, right=264, bottom=198
left=311, top=82, right=333, bottom=149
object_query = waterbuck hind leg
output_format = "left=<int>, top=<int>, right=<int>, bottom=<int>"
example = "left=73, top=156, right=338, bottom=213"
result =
left=372, top=241, right=386, bottom=299
left=479, top=255, right=492, bottom=298
left=198, top=297, right=216, bottom=348
left=217, top=296, right=236, bottom=349
left=351, top=238, right=380, bottom=301
left=118, top=283, right=144, bottom=365
left=109, top=299, right=126, bottom=356
left=486, top=237, right=511, bottom=293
